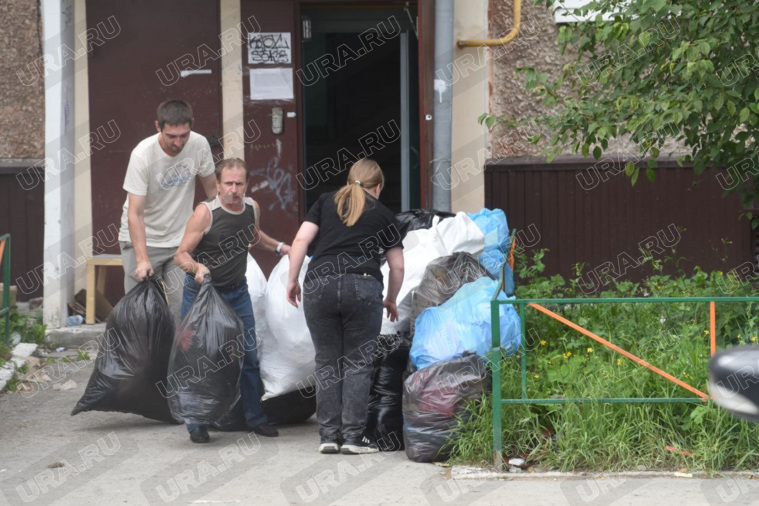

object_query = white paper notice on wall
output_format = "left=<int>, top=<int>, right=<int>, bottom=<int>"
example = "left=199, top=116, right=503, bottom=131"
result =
left=248, top=32, right=291, bottom=64
left=250, top=68, right=294, bottom=101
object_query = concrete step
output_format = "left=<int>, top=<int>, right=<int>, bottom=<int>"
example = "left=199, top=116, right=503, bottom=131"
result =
left=44, top=323, right=107, bottom=349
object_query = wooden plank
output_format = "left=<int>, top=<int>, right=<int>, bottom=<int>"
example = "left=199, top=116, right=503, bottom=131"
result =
left=86, top=262, right=96, bottom=325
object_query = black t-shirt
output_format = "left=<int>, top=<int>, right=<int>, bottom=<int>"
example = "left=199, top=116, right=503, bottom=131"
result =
left=304, top=191, right=403, bottom=287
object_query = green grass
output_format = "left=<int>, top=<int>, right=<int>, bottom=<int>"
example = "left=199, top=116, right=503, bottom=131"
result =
left=0, top=342, right=10, bottom=368
left=0, top=308, right=45, bottom=392
left=0, top=307, right=46, bottom=346
left=448, top=249, right=759, bottom=472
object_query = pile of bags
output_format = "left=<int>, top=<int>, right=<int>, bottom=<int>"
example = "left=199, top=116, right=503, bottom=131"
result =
left=74, top=254, right=318, bottom=428
left=410, top=275, right=521, bottom=370
left=379, top=211, right=486, bottom=337
left=73, top=207, right=519, bottom=462
left=74, top=276, right=246, bottom=427
left=361, top=208, right=521, bottom=461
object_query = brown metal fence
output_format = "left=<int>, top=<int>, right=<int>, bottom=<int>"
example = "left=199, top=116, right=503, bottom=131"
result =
left=484, top=155, right=753, bottom=290
left=0, top=160, right=44, bottom=301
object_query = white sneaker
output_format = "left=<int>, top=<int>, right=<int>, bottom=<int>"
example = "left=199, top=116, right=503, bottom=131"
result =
left=319, top=439, right=340, bottom=454
left=341, top=436, right=379, bottom=455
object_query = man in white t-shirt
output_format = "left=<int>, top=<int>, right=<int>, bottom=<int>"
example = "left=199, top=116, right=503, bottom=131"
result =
left=118, top=100, right=218, bottom=323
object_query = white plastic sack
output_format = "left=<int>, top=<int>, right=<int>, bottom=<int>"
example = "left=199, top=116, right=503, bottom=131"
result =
left=245, top=254, right=268, bottom=362
left=436, top=213, right=486, bottom=257
left=380, top=228, right=448, bottom=335
left=380, top=212, right=485, bottom=335
left=261, top=255, right=315, bottom=399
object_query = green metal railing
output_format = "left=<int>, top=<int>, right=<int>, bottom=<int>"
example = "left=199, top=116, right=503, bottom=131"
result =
left=1, top=234, right=10, bottom=345
left=489, top=262, right=759, bottom=469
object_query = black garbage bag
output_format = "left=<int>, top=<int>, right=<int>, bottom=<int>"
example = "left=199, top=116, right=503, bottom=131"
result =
left=211, top=387, right=317, bottom=431
left=364, top=333, right=411, bottom=451
left=167, top=276, right=244, bottom=425
left=410, top=252, right=493, bottom=338
left=72, top=277, right=178, bottom=423
left=395, top=209, right=455, bottom=240
left=262, top=387, right=317, bottom=425
left=403, top=354, right=489, bottom=463
left=210, top=397, right=247, bottom=431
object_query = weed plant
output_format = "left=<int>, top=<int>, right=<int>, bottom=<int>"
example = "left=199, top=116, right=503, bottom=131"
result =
left=0, top=307, right=46, bottom=346
left=449, top=250, right=759, bottom=472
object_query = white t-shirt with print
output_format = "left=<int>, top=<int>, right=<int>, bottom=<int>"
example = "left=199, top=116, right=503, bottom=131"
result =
left=118, top=131, right=215, bottom=248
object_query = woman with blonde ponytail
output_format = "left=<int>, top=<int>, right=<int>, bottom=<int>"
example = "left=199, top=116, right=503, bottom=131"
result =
left=286, top=158, right=404, bottom=455
left=333, top=159, right=385, bottom=226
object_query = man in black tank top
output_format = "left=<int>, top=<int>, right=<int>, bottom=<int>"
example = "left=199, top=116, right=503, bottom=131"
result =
left=174, top=158, right=291, bottom=443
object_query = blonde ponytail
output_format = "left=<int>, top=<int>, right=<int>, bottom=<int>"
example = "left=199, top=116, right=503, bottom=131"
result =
left=334, top=159, right=384, bottom=226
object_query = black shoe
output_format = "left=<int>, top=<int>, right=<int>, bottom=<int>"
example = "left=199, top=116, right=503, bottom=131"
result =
left=341, top=436, right=378, bottom=455
left=319, top=437, right=341, bottom=454
left=189, top=426, right=209, bottom=444
left=251, top=422, right=279, bottom=437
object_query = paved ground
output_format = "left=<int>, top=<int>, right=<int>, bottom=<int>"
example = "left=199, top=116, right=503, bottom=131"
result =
left=1, top=356, right=758, bottom=506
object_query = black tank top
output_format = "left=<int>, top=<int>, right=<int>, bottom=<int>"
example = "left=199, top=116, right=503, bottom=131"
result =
left=193, top=195, right=257, bottom=288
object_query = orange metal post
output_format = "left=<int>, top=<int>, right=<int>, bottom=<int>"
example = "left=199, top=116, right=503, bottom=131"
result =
left=710, top=301, right=716, bottom=356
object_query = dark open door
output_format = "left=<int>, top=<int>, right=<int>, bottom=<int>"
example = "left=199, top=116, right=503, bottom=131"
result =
left=87, top=0, right=223, bottom=302
left=298, top=4, right=419, bottom=214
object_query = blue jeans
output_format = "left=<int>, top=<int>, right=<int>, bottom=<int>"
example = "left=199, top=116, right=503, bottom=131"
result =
left=303, top=273, right=383, bottom=441
left=183, top=274, right=267, bottom=433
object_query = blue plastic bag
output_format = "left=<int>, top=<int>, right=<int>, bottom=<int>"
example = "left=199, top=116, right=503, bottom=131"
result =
left=410, top=277, right=521, bottom=370
left=467, top=208, right=509, bottom=277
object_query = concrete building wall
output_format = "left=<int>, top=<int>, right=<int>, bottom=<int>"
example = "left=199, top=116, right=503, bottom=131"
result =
left=487, top=0, right=686, bottom=158
left=488, top=0, right=574, bottom=157
left=450, top=0, right=490, bottom=214
left=0, top=0, right=44, bottom=158
left=73, top=0, right=92, bottom=298
left=221, top=0, right=245, bottom=161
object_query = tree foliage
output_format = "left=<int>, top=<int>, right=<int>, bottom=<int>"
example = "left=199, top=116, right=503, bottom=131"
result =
left=481, top=0, right=759, bottom=207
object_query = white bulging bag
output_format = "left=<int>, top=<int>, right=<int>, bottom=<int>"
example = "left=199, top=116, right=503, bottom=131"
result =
left=380, top=227, right=447, bottom=335
left=437, top=212, right=486, bottom=257
left=380, top=212, right=485, bottom=335
left=261, top=255, right=314, bottom=399
left=245, top=254, right=268, bottom=362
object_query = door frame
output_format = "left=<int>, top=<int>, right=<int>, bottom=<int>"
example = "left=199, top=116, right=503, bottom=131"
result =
left=295, top=0, right=430, bottom=211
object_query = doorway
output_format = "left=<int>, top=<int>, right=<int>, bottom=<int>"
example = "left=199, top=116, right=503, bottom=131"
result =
left=299, top=5, right=419, bottom=213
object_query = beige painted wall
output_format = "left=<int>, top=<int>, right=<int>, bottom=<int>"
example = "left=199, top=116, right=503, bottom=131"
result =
left=488, top=0, right=686, bottom=158
left=221, top=0, right=245, bottom=160
left=73, top=0, right=92, bottom=296
left=451, top=0, right=489, bottom=213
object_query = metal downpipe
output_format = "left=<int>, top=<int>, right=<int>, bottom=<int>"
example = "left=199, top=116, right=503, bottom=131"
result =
left=431, top=0, right=454, bottom=212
